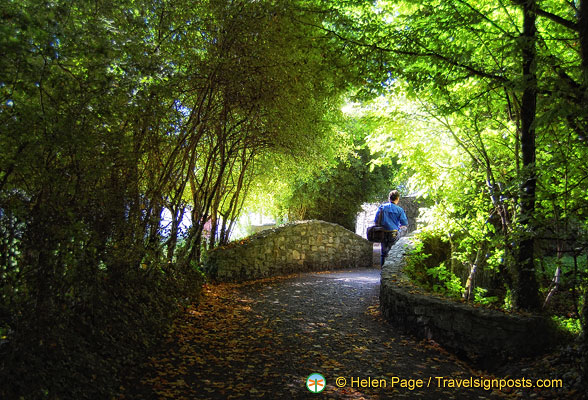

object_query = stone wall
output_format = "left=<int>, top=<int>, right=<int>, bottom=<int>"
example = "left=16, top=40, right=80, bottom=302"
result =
left=397, top=197, right=422, bottom=233
left=380, top=237, right=558, bottom=367
left=206, top=220, right=373, bottom=282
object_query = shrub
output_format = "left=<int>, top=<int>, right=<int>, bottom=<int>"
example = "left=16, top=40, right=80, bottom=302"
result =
left=0, top=260, right=203, bottom=399
left=426, top=263, right=464, bottom=299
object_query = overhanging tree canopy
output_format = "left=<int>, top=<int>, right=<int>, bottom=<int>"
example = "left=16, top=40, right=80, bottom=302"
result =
left=2, top=0, right=588, bottom=398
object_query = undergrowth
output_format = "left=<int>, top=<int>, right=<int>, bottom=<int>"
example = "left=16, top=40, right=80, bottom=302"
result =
left=403, top=232, right=585, bottom=338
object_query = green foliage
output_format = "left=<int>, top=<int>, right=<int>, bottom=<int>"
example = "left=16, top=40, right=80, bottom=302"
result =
left=325, top=0, right=588, bottom=312
left=1, top=0, right=353, bottom=397
left=426, top=263, right=464, bottom=299
left=404, top=232, right=451, bottom=289
left=300, top=0, right=588, bottom=345
left=404, top=235, right=464, bottom=299
left=473, top=287, right=499, bottom=306
left=551, top=316, right=582, bottom=336
left=403, top=240, right=432, bottom=286
left=276, top=136, right=397, bottom=230
left=503, top=289, right=514, bottom=311
left=1, top=260, right=204, bottom=399
left=2, top=0, right=588, bottom=394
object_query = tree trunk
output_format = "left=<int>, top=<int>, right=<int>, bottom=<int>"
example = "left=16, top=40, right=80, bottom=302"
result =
left=463, top=248, right=483, bottom=301
left=514, top=0, right=541, bottom=311
left=166, top=205, right=183, bottom=260
left=580, top=0, right=588, bottom=83
left=542, top=265, right=561, bottom=309
left=582, top=282, right=588, bottom=390
left=578, top=0, right=588, bottom=388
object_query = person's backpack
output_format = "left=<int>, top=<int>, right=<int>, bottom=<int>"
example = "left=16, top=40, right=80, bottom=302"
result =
left=366, top=206, right=398, bottom=242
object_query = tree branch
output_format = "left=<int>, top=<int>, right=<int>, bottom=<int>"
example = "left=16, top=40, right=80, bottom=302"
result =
left=536, top=7, right=578, bottom=31
left=296, top=18, right=508, bottom=84
left=511, top=0, right=578, bottom=31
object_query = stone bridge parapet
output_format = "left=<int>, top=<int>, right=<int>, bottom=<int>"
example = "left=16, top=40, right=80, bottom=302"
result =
left=380, top=236, right=559, bottom=367
left=205, top=220, right=373, bottom=282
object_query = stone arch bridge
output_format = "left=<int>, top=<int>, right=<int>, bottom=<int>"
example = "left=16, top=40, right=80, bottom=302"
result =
left=205, top=220, right=373, bottom=282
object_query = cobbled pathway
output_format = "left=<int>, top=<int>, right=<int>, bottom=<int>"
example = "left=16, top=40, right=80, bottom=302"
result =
left=124, top=239, right=505, bottom=399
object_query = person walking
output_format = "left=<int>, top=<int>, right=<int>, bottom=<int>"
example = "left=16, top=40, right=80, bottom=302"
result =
left=375, top=190, right=408, bottom=266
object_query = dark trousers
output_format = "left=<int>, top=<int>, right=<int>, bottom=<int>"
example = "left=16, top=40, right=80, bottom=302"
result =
left=380, top=230, right=402, bottom=266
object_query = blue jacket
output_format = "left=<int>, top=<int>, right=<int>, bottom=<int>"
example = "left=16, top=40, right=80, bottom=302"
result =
left=375, top=202, right=408, bottom=231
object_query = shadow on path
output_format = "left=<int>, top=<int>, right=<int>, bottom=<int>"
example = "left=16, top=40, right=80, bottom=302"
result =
left=122, top=268, right=503, bottom=399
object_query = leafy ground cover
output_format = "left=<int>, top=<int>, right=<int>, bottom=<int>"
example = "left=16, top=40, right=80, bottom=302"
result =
left=119, top=268, right=578, bottom=399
